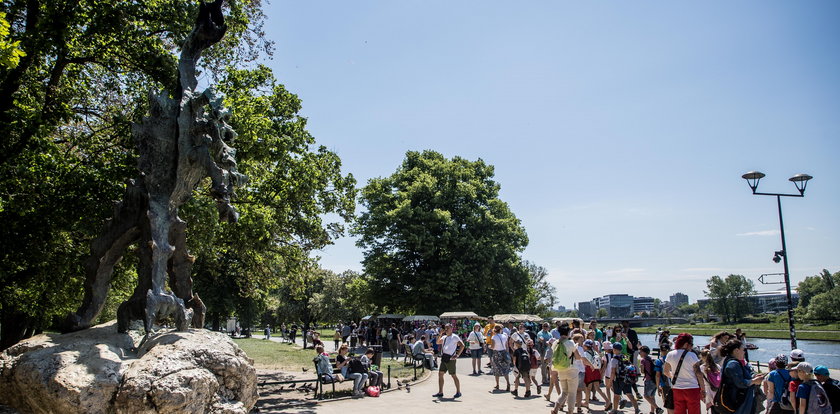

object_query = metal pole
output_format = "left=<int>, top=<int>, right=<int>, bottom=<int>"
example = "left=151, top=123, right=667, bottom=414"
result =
left=776, top=195, right=798, bottom=350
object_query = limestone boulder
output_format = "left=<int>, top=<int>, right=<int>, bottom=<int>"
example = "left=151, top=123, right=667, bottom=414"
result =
left=0, top=322, right=257, bottom=414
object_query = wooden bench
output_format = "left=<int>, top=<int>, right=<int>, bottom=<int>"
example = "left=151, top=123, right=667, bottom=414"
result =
left=312, top=357, right=343, bottom=399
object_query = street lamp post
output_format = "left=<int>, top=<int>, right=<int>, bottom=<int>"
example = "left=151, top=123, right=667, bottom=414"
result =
left=741, top=171, right=812, bottom=351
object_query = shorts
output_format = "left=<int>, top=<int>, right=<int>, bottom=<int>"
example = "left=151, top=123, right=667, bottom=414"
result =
left=644, top=379, right=657, bottom=397
left=612, top=379, right=632, bottom=395
left=470, top=348, right=483, bottom=359
left=439, top=358, right=457, bottom=375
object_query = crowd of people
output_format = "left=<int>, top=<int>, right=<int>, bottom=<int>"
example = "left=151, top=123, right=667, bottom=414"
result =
left=305, top=318, right=838, bottom=414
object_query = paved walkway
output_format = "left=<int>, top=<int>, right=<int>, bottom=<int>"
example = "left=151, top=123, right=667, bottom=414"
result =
left=261, top=355, right=659, bottom=414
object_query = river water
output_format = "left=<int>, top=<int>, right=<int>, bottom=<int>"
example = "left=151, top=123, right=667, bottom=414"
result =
left=638, top=334, right=840, bottom=368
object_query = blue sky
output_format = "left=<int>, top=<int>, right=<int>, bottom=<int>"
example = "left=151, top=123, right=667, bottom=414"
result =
left=261, top=1, right=840, bottom=309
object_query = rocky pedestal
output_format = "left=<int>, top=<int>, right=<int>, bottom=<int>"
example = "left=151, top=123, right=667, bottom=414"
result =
left=0, top=322, right=257, bottom=414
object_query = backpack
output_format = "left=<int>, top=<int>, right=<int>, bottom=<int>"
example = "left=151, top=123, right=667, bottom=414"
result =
left=805, top=380, right=832, bottom=414
left=615, top=354, right=638, bottom=385
left=777, top=370, right=794, bottom=410
left=552, top=340, right=573, bottom=370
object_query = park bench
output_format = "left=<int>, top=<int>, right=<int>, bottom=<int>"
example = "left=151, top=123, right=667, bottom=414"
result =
left=312, top=356, right=344, bottom=399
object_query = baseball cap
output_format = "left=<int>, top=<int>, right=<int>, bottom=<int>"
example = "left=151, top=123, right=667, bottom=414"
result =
left=797, top=362, right=814, bottom=375
left=612, top=342, right=624, bottom=351
left=814, top=365, right=830, bottom=376
left=584, top=339, right=594, bottom=347
left=790, top=349, right=805, bottom=361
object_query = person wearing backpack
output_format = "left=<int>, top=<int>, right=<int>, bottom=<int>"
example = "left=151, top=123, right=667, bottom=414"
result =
left=664, top=333, right=707, bottom=414
left=718, top=339, right=766, bottom=414
left=795, top=362, right=833, bottom=414
left=551, top=323, right=585, bottom=414
left=655, top=342, right=674, bottom=414
left=814, top=366, right=839, bottom=414
left=767, top=354, right=796, bottom=414
left=610, top=342, right=641, bottom=414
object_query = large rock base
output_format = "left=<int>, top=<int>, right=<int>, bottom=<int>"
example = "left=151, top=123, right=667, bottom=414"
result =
left=0, top=322, right=257, bottom=414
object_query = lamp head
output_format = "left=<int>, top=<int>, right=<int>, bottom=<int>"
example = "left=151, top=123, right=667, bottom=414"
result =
left=742, top=171, right=765, bottom=193
left=773, top=250, right=785, bottom=263
left=789, top=174, right=813, bottom=195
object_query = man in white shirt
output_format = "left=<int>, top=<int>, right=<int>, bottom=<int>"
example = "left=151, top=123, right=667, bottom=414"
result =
left=663, top=333, right=706, bottom=414
left=432, top=323, right=465, bottom=399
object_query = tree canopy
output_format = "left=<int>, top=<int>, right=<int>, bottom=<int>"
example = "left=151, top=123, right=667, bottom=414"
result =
left=796, top=269, right=840, bottom=321
left=704, top=274, right=755, bottom=323
left=0, top=1, right=355, bottom=349
left=353, top=150, right=530, bottom=316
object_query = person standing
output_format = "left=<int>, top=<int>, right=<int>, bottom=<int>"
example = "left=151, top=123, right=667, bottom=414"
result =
left=538, top=323, right=554, bottom=386
left=551, top=323, right=583, bottom=414
left=467, top=322, right=485, bottom=375
left=655, top=342, right=674, bottom=414
left=432, top=323, right=465, bottom=399
left=341, top=322, right=352, bottom=344
left=490, top=324, right=512, bottom=392
left=814, top=365, right=840, bottom=414
left=719, top=339, right=765, bottom=414
left=264, top=325, right=271, bottom=340
left=388, top=323, right=402, bottom=360
left=664, top=333, right=707, bottom=414
left=641, top=346, right=665, bottom=414
left=766, top=354, right=794, bottom=414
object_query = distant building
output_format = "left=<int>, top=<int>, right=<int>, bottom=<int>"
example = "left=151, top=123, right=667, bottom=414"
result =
left=633, top=296, right=655, bottom=313
left=578, top=301, right=595, bottom=317
left=670, top=292, right=689, bottom=308
left=697, top=290, right=799, bottom=314
left=599, top=294, right=634, bottom=318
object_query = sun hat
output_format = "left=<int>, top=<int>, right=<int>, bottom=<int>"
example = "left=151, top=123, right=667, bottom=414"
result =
left=814, top=365, right=830, bottom=376
left=790, top=349, right=805, bottom=362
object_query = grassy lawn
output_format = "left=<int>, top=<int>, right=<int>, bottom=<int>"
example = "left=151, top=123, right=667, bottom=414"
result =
left=634, top=322, right=840, bottom=341
left=233, top=337, right=424, bottom=380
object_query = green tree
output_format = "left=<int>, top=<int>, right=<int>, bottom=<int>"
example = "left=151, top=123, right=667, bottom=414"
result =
left=311, top=270, right=373, bottom=323
left=0, top=12, right=24, bottom=69
left=187, top=66, right=356, bottom=331
left=796, top=269, right=839, bottom=311
left=0, top=0, right=269, bottom=349
left=354, top=150, right=529, bottom=316
left=596, top=308, right=608, bottom=318
left=704, top=274, right=755, bottom=323
left=519, top=261, right=557, bottom=317
left=797, top=269, right=840, bottom=321
left=0, top=1, right=356, bottom=349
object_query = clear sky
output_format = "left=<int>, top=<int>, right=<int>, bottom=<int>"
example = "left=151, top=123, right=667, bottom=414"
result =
left=261, top=1, right=840, bottom=309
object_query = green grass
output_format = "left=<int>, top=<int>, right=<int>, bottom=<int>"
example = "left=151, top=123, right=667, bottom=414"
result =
left=232, top=338, right=425, bottom=380
left=634, top=322, right=840, bottom=341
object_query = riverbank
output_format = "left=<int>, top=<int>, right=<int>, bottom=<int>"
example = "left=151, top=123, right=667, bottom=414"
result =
left=635, top=322, right=840, bottom=341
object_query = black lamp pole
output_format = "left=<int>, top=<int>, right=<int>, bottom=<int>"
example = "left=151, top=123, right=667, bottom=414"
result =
left=741, top=171, right=812, bottom=351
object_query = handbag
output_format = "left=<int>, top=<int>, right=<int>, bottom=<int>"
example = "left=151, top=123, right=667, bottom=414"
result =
left=664, top=350, right=689, bottom=410
left=712, top=359, right=749, bottom=414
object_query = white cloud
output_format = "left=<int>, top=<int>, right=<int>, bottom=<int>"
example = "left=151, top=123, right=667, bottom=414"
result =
left=736, top=230, right=780, bottom=237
